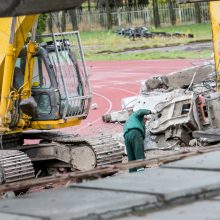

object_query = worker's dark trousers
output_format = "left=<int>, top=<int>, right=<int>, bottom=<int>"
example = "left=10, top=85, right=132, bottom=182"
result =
left=124, top=129, right=145, bottom=172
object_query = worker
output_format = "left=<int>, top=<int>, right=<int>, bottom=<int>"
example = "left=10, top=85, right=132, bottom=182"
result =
left=124, top=109, right=152, bottom=172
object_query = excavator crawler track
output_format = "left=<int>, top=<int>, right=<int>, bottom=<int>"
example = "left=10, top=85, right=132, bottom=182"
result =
left=22, top=132, right=124, bottom=169
left=0, top=150, right=35, bottom=184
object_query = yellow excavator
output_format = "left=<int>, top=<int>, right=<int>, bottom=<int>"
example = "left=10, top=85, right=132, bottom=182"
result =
left=0, top=0, right=219, bottom=185
left=0, top=1, right=123, bottom=184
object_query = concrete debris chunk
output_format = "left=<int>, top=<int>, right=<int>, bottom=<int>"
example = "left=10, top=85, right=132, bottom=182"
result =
left=102, top=61, right=220, bottom=150
left=149, top=91, right=198, bottom=134
left=193, top=129, right=220, bottom=144
left=91, top=103, right=98, bottom=110
left=121, top=96, right=139, bottom=109
left=142, top=63, right=214, bottom=92
left=133, top=92, right=170, bottom=112
left=102, top=109, right=133, bottom=123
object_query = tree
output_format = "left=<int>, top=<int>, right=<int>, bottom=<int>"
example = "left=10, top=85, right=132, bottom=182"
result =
left=69, top=9, right=78, bottom=30
left=194, top=2, right=201, bottom=23
left=167, top=0, right=176, bottom=26
left=61, top=11, right=66, bottom=32
left=152, top=0, right=160, bottom=28
left=37, top=14, right=48, bottom=35
left=47, top=14, right=53, bottom=33
left=88, top=0, right=91, bottom=11
left=106, top=0, right=112, bottom=29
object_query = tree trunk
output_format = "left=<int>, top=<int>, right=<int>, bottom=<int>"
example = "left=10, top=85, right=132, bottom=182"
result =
left=152, top=0, right=160, bottom=28
left=167, top=0, right=176, bottom=26
left=106, top=0, right=112, bottom=29
left=88, top=0, right=91, bottom=11
left=128, top=0, right=133, bottom=7
left=194, top=3, right=201, bottom=23
left=69, top=9, right=78, bottom=30
left=61, top=11, right=66, bottom=32
left=48, top=14, right=53, bottom=32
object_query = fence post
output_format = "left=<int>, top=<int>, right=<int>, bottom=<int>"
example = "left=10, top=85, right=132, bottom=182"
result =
left=178, top=7, right=182, bottom=24
left=146, top=7, right=151, bottom=25
left=87, top=11, right=91, bottom=31
left=117, top=8, right=121, bottom=26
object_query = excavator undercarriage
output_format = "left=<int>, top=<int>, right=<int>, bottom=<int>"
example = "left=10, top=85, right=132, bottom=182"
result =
left=0, top=132, right=123, bottom=184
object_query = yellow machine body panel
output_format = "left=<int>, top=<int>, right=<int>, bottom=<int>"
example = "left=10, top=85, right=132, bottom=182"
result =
left=0, top=16, right=37, bottom=66
left=31, top=118, right=81, bottom=130
left=210, top=1, right=220, bottom=91
left=0, top=16, right=38, bottom=129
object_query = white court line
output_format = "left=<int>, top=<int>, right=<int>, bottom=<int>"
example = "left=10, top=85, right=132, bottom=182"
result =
left=75, top=91, right=113, bottom=131
left=109, top=87, right=138, bottom=95
left=75, top=86, right=138, bottom=131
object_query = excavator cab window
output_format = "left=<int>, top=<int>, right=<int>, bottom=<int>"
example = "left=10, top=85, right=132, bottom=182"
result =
left=31, top=56, right=53, bottom=115
left=16, top=31, right=91, bottom=123
left=37, top=31, right=92, bottom=120
left=31, top=46, right=61, bottom=120
left=32, top=56, right=51, bottom=89
left=13, top=57, right=25, bottom=90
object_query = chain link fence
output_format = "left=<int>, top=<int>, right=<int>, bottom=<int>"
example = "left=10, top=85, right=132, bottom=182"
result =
left=47, top=2, right=210, bottom=31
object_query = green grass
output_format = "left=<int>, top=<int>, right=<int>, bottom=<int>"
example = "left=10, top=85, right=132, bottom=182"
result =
left=80, top=23, right=212, bottom=61
left=85, top=49, right=212, bottom=61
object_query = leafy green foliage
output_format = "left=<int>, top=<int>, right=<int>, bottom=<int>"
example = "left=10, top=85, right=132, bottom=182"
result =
left=37, top=14, right=48, bottom=35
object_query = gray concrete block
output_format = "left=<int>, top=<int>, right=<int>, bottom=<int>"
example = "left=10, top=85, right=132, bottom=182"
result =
left=116, top=198, right=220, bottom=220
left=72, top=168, right=220, bottom=202
left=0, top=213, right=41, bottom=220
left=163, top=151, right=220, bottom=171
left=0, top=188, right=156, bottom=220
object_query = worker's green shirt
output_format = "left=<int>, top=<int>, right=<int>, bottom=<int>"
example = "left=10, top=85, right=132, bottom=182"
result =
left=123, top=109, right=151, bottom=139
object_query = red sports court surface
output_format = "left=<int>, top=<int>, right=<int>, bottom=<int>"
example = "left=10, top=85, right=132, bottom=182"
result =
left=63, top=59, right=204, bottom=136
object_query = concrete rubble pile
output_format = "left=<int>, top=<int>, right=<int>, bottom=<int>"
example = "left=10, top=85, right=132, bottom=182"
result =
left=103, top=61, right=220, bottom=151
left=116, top=26, right=194, bottom=39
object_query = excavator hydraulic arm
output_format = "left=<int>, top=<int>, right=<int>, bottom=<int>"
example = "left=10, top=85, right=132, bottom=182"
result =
left=210, top=1, right=220, bottom=91
left=0, top=16, right=38, bottom=129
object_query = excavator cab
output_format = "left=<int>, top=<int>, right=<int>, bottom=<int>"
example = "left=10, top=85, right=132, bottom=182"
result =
left=14, top=31, right=91, bottom=129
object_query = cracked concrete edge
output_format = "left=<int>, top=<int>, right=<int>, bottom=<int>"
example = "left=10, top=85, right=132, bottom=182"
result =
left=67, top=184, right=220, bottom=220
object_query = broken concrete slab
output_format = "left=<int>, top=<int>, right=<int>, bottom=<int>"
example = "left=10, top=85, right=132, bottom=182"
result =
left=144, top=76, right=168, bottom=91
left=132, top=92, right=170, bottom=112
left=163, top=150, right=220, bottom=171
left=143, top=64, right=214, bottom=92
left=166, top=64, right=213, bottom=89
left=150, top=91, right=198, bottom=134
left=144, top=131, right=180, bottom=150
left=0, top=188, right=156, bottom=220
left=102, top=109, right=131, bottom=123
left=72, top=167, right=220, bottom=202
left=193, top=129, right=220, bottom=143
left=115, top=197, right=220, bottom=220
left=0, top=213, right=41, bottom=220
left=121, top=96, right=139, bottom=109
